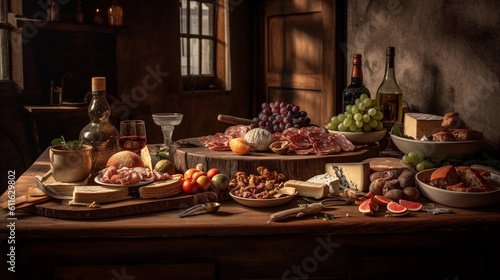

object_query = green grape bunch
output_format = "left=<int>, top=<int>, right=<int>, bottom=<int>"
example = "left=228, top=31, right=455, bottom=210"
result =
left=327, top=94, right=384, bottom=132
left=402, top=151, right=434, bottom=172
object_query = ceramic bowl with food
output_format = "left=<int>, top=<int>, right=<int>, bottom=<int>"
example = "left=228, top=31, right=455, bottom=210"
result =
left=328, top=128, right=387, bottom=145
left=391, top=133, right=482, bottom=160
left=416, top=168, right=500, bottom=208
left=229, top=187, right=297, bottom=208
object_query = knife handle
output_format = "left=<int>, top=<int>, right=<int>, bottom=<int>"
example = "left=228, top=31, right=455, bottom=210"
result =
left=270, top=203, right=323, bottom=222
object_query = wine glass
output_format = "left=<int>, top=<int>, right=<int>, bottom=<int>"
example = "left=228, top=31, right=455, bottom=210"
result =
left=119, top=120, right=147, bottom=153
left=152, top=113, right=183, bottom=148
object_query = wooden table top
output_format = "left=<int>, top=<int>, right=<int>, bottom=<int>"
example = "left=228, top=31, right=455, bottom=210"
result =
left=2, top=147, right=500, bottom=240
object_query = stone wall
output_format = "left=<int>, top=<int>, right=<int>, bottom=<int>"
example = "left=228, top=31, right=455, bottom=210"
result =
left=346, top=0, right=500, bottom=149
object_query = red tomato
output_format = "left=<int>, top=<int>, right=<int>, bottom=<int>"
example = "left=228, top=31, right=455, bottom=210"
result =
left=196, top=175, right=211, bottom=191
left=206, top=168, right=221, bottom=179
left=192, top=171, right=207, bottom=181
left=182, top=178, right=198, bottom=194
left=184, top=168, right=199, bottom=180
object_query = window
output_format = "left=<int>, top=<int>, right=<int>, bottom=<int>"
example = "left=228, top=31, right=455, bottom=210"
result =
left=179, top=0, right=228, bottom=90
left=0, top=0, right=10, bottom=81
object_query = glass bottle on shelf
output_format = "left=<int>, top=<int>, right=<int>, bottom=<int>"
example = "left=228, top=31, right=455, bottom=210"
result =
left=108, top=1, right=123, bottom=26
left=79, top=77, right=120, bottom=171
left=342, top=54, right=371, bottom=113
left=376, top=46, right=403, bottom=124
left=75, top=0, right=84, bottom=24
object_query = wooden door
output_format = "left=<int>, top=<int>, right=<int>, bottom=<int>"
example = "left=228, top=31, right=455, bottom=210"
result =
left=262, top=0, right=344, bottom=126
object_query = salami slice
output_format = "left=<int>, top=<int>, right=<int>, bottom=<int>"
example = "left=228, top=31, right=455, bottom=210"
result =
left=225, top=125, right=250, bottom=138
left=313, top=139, right=341, bottom=155
left=330, top=133, right=355, bottom=152
left=289, top=134, right=312, bottom=149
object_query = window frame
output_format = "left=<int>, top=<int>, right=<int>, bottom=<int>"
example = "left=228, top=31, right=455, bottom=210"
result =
left=180, top=0, right=227, bottom=91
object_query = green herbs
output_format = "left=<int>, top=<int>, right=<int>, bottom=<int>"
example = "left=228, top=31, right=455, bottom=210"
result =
left=154, top=146, right=169, bottom=161
left=392, top=126, right=414, bottom=139
left=314, top=213, right=340, bottom=221
left=438, top=152, right=500, bottom=170
left=51, top=136, right=83, bottom=150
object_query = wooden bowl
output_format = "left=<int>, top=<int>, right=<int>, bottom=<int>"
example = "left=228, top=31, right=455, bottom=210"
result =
left=328, top=128, right=387, bottom=144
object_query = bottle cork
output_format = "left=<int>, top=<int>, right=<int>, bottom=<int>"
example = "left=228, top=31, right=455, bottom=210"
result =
left=92, top=77, right=106, bottom=91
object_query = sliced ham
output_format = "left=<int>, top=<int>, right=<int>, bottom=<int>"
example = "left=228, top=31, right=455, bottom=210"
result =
left=99, top=166, right=171, bottom=185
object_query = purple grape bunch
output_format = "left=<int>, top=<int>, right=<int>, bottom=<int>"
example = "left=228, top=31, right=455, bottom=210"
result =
left=250, top=101, right=311, bottom=133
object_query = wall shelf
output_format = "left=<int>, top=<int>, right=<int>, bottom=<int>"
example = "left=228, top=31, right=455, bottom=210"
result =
left=9, top=13, right=131, bottom=34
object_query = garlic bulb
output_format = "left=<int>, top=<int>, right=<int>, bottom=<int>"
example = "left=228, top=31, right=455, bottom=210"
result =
left=244, top=128, right=274, bottom=151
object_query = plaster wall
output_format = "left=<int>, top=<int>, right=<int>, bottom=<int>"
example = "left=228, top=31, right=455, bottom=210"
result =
left=346, top=0, right=500, bottom=149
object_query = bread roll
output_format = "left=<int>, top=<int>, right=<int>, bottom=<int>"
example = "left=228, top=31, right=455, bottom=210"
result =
left=106, top=151, right=145, bottom=169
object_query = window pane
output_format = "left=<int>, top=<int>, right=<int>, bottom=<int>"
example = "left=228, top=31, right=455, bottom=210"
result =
left=201, top=39, right=214, bottom=75
left=190, top=1, right=199, bottom=35
left=181, top=37, right=188, bottom=76
left=0, top=0, right=6, bottom=23
left=201, top=3, right=214, bottom=36
left=190, top=38, right=200, bottom=75
left=0, top=29, right=9, bottom=80
left=180, top=0, right=187, bottom=34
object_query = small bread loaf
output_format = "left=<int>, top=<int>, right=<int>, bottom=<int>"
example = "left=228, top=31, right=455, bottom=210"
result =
left=432, top=132, right=456, bottom=142
left=106, top=151, right=145, bottom=169
left=450, top=129, right=483, bottom=141
left=441, top=112, right=465, bottom=131
left=456, top=167, right=489, bottom=189
left=430, top=165, right=461, bottom=189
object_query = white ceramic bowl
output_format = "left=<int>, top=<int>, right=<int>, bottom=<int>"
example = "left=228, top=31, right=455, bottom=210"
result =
left=416, top=168, right=500, bottom=208
left=328, top=128, right=387, bottom=145
left=229, top=187, right=297, bottom=208
left=390, top=133, right=482, bottom=160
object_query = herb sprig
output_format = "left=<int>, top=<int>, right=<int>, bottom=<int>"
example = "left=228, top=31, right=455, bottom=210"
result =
left=51, top=136, right=83, bottom=150
left=392, top=126, right=414, bottom=139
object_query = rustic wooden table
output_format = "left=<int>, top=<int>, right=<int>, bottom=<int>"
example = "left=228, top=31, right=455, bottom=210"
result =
left=1, top=148, right=499, bottom=280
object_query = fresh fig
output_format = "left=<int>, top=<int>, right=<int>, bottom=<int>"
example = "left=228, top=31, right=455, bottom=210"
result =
left=382, top=179, right=401, bottom=195
left=369, top=178, right=387, bottom=195
left=398, top=171, right=415, bottom=189
left=381, top=169, right=403, bottom=180
left=403, top=187, right=420, bottom=201
left=370, top=171, right=383, bottom=182
left=384, top=189, right=404, bottom=201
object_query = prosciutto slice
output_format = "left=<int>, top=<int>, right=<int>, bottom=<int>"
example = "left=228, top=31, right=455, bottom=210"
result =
left=100, top=167, right=171, bottom=185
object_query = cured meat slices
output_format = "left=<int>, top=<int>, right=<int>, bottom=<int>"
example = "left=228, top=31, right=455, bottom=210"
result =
left=100, top=166, right=171, bottom=185
left=225, top=125, right=250, bottom=138
left=198, top=125, right=357, bottom=155
left=198, top=125, right=250, bottom=151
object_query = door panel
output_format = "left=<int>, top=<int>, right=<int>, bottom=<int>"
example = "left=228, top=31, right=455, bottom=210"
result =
left=263, top=0, right=344, bottom=126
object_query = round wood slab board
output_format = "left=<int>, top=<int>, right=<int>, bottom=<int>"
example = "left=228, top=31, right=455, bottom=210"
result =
left=171, top=138, right=379, bottom=181
left=362, top=157, right=412, bottom=172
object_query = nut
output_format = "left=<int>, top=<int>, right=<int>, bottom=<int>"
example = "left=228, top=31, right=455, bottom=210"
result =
left=269, top=141, right=291, bottom=155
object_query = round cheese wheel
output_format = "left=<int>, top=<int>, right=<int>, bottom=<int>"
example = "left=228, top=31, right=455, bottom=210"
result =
left=106, top=151, right=145, bottom=169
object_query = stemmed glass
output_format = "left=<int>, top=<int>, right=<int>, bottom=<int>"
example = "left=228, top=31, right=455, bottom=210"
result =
left=119, top=120, right=147, bottom=153
left=152, top=113, right=183, bottom=148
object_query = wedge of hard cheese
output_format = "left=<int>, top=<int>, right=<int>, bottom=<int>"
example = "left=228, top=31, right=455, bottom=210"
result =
left=307, top=173, right=340, bottom=195
left=69, top=186, right=131, bottom=206
left=139, top=177, right=183, bottom=199
left=325, top=162, right=370, bottom=192
left=404, top=113, right=443, bottom=139
left=284, top=180, right=329, bottom=199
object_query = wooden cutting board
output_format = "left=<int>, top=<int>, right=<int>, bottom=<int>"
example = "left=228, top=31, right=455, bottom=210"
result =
left=171, top=138, right=379, bottom=181
left=24, top=191, right=224, bottom=220
left=362, top=157, right=412, bottom=172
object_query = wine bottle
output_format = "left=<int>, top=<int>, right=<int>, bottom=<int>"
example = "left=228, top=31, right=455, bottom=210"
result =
left=79, top=77, right=120, bottom=171
left=376, top=47, right=403, bottom=123
left=342, top=54, right=371, bottom=113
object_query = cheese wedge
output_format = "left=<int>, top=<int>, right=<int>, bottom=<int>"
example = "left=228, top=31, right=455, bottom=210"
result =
left=325, top=162, right=370, bottom=192
left=141, top=146, right=154, bottom=171
left=307, top=173, right=340, bottom=195
left=283, top=180, right=329, bottom=199
left=69, top=186, right=131, bottom=205
left=404, top=113, right=443, bottom=139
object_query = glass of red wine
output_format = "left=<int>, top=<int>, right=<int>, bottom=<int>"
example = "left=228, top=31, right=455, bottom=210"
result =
left=119, top=120, right=147, bottom=153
